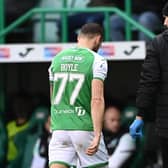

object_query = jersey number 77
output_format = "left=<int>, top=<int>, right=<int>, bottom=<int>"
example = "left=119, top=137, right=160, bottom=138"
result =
left=53, top=73, right=85, bottom=105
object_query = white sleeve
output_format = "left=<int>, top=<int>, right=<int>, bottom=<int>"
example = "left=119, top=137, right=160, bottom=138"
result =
left=108, top=133, right=136, bottom=168
left=93, top=56, right=108, bottom=81
left=48, top=66, right=54, bottom=82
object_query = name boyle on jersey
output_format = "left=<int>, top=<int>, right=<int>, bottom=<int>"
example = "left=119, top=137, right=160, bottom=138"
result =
left=61, top=63, right=79, bottom=72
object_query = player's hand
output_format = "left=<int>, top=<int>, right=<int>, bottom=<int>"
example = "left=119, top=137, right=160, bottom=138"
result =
left=129, top=117, right=144, bottom=139
left=86, top=135, right=100, bottom=156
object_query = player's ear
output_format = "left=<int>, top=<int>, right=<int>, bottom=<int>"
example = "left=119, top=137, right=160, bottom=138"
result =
left=77, top=35, right=80, bottom=42
left=95, top=35, right=102, bottom=44
left=77, top=33, right=83, bottom=42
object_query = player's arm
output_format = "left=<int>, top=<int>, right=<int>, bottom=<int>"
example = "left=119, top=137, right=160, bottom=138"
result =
left=91, top=79, right=105, bottom=137
left=86, top=79, right=105, bottom=156
left=90, top=58, right=108, bottom=137
left=86, top=57, right=108, bottom=155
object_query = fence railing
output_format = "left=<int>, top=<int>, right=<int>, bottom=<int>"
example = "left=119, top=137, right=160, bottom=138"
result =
left=0, top=7, right=155, bottom=43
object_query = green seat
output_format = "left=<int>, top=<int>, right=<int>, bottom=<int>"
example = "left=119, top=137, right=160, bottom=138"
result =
left=8, top=130, right=29, bottom=168
left=21, top=106, right=49, bottom=168
left=29, top=106, right=49, bottom=134
left=21, top=133, right=39, bottom=168
left=8, top=106, right=49, bottom=168
left=121, top=106, right=138, bottom=127
left=130, top=137, right=145, bottom=168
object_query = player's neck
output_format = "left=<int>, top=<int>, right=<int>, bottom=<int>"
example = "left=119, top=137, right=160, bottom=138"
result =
left=77, top=41, right=93, bottom=51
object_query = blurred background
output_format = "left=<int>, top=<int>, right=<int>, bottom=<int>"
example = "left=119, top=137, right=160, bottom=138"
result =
left=0, top=0, right=167, bottom=167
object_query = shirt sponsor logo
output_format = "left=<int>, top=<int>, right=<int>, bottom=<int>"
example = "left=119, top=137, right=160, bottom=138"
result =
left=44, top=47, right=62, bottom=58
left=98, top=45, right=115, bottom=57
left=0, top=48, right=10, bottom=58
left=75, top=107, right=86, bottom=116
left=55, top=109, right=74, bottom=114
left=54, top=106, right=86, bottom=116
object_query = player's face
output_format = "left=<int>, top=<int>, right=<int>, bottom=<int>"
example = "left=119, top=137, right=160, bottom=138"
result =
left=164, top=16, right=168, bottom=28
left=104, top=107, right=121, bottom=133
left=92, top=35, right=102, bottom=52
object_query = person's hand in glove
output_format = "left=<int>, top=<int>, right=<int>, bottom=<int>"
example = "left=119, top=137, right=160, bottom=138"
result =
left=129, top=116, right=144, bottom=138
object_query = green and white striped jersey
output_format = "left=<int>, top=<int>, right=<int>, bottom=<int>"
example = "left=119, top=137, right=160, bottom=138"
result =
left=49, top=47, right=108, bottom=131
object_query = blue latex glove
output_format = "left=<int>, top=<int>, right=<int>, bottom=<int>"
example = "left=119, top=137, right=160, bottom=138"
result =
left=129, top=119, right=144, bottom=138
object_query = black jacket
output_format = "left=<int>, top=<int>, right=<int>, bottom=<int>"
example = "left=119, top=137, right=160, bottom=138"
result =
left=137, top=29, right=168, bottom=138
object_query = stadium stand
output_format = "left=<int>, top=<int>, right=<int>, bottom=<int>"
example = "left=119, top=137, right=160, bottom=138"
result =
left=0, top=0, right=165, bottom=167
left=5, top=0, right=39, bottom=43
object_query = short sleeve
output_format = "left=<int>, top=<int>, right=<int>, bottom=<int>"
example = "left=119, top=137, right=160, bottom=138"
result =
left=48, top=65, right=54, bottom=82
left=93, top=57, right=108, bottom=81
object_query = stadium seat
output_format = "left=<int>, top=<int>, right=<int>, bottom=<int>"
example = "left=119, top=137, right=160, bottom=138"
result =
left=121, top=106, right=138, bottom=127
left=7, top=106, right=49, bottom=168
left=33, top=0, right=61, bottom=42
left=29, top=106, right=49, bottom=134
left=21, top=133, right=39, bottom=168
left=33, top=0, right=89, bottom=42
left=8, top=130, right=29, bottom=168
left=130, top=137, right=145, bottom=168
left=21, top=106, right=49, bottom=168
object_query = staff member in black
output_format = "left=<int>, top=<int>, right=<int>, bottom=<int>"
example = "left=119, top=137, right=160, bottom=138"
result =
left=129, top=2, right=168, bottom=168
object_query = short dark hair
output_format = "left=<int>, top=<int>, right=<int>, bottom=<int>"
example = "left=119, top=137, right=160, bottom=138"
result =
left=79, top=23, right=103, bottom=38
